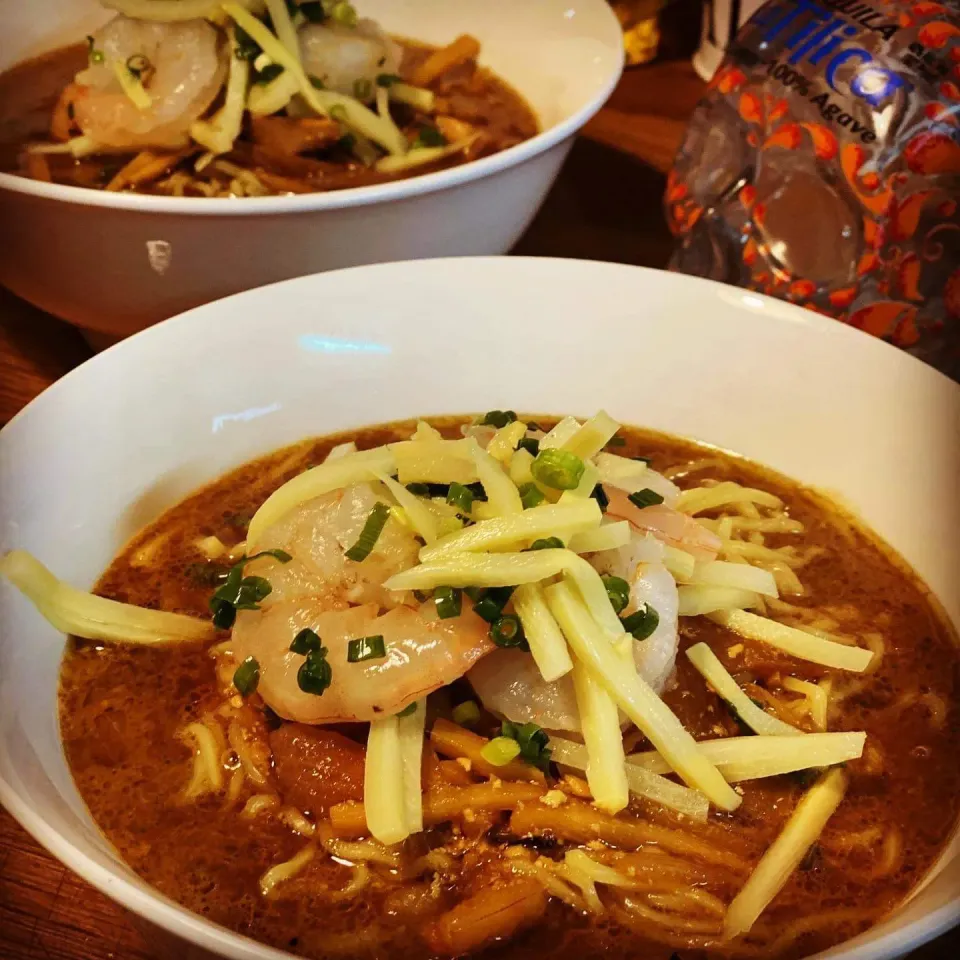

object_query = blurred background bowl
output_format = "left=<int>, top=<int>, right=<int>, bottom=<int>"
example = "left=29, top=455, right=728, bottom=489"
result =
left=0, top=0, right=623, bottom=344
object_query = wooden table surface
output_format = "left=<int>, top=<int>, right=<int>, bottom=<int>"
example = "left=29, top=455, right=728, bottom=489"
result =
left=0, top=59, right=957, bottom=960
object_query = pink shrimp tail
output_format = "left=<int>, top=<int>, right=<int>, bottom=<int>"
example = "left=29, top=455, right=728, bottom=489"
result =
left=603, top=486, right=721, bottom=562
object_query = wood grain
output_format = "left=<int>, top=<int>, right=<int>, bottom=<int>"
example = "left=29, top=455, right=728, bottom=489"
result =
left=0, top=58, right=957, bottom=960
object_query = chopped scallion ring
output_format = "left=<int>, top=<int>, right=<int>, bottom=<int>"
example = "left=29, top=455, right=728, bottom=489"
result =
left=602, top=575, right=630, bottom=615
left=233, top=656, right=260, bottom=696
left=290, top=627, right=322, bottom=654
left=297, top=647, right=332, bottom=695
left=347, top=635, right=386, bottom=662
left=446, top=482, right=475, bottom=513
left=621, top=604, right=660, bottom=641
left=531, top=448, right=586, bottom=491
left=452, top=700, right=481, bottom=726
left=434, top=586, right=462, bottom=619
left=479, top=736, right=522, bottom=766
left=479, top=410, right=517, bottom=428
left=518, top=482, right=545, bottom=509
left=491, top=613, right=526, bottom=648
left=344, top=502, right=391, bottom=562
left=628, top=488, right=665, bottom=509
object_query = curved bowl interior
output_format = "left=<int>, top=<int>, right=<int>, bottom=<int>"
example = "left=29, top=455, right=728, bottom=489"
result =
left=1, top=258, right=958, bottom=960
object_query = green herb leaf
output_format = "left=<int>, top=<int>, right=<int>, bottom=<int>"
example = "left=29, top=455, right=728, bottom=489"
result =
left=527, top=537, right=564, bottom=551
left=434, top=586, right=462, bottom=619
left=376, top=73, right=401, bottom=87
left=479, top=410, right=516, bottom=428
left=446, top=482, right=475, bottom=513
left=530, top=448, right=585, bottom=491
left=233, top=656, right=260, bottom=696
left=347, top=635, right=386, bottom=662
left=628, top=488, right=665, bottom=509
left=621, top=603, right=660, bottom=641
left=500, top=720, right=551, bottom=772
left=602, top=575, right=630, bottom=615
left=344, top=502, right=391, bottom=562
left=518, top=483, right=545, bottom=509
left=297, top=647, right=332, bottom=695
left=491, top=614, right=527, bottom=649
left=290, top=628, right=322, bottom=655
left=254, top=63, right=285, bottom=85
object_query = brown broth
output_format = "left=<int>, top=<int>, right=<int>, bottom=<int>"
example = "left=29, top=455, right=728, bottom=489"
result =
left=58, top=419, right=960, bottom=960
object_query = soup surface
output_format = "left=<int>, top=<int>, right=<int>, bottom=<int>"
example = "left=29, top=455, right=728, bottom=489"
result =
left=57, top=418, right=960, bottom=960
left=0, top=6, right=537, bottom=197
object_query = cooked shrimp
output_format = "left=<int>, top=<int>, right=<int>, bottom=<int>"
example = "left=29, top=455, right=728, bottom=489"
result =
left=299, top=18, right=401, bottom=100
left=232, top=600, right=493, bottom=723
left=72, top=15, right=226, bottom=149
left=469, top=544, right=680, bottom=732
left=604, top=486, right=722, bottom=561
left=245, top=483, right=420, bottom=611
left=232, top=481, right=492, bottom=722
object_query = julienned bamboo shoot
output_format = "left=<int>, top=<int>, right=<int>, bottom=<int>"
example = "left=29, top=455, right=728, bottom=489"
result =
left=364, top=715, right=406, bottom=845
left=374, top=472, right=439, bottom=543
left=689, top=560, right=779, bottom=598
left=398, top=699, right=427, bottom=834
left=629, top=732, right=866, bottom=782
left=567, top=521, right=631, bottom=555
left=686, top=643, right=801, bottom=737
left=391, top=439, right=477, bottom=485
left=724, top=768, right=848, bottom=937
left=709, top=610, right=875, bottom=672
left=677, top=585, right=761, bottom=617
left=570, top=661, right=629, bottom=813
left=247, top=447, right=395, bottom=543
left=549, top=737, right=709, bottom=822
left=420, top=500, right=600, bottom=562
left=470, top=440, right=523, bottom=516
left=544, top=581, right=741, bottom=812
left=561, top=411, right=620, bottom=461
left=512, top=583, right=573, bottom=682
left=0, top=550, right=214, bottom=644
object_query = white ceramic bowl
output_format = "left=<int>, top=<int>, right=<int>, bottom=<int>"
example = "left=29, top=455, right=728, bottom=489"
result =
left=0, top=0, right=622, bottom=341
left=1, top=258, right=958, bottom=960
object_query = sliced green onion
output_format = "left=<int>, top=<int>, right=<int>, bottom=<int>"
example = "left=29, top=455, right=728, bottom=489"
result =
left=527, top=537, right=565, bottom=551
left=254, top=62, right=285, bottom=85
left=309, top=74, right=325, bottom=89
left=479, top=410, right=517, bottom=428
left=452, top=701, right=481, bottom=726
left=344, top=502, right=391, bottom=562
left=491, top=614, right=526, bottom=649
left=602, top=575, right=631, bottom=615
left=290, top=627, right=322, bottom=654
left=208, top=548, right=292, bottom=629
left=591, top=483, right=609, bottom=512
left=234, top=25, right=261, bottom=60
left=480, top=736, right=522, bottom=766
left=125, top=54, right=151, bottom=79
left=297, top=648, right=332, bottom=695
left=518, top=483, right=545, bottom=509
left=517, top=437, right=540, bottom=457
left=473, top=586, right=514, bottom=624
left=347, top=635, right=386, bottom=662
left=446, top=482, right=475, bottom=513
left=501, top=720, right=552, bottom=772
left=628, top=488, right=665, bottom=509
left=405, top=482, right=431, bottom=496
left=621, top=604, right=660, bottom=641
left=434, top=586, right=462, bottom=619
left=377, top=72, right=401, bottom=87
left=299, top=1, right=326, bottom=22
left=531, top=449, right=586, bottom=491
left=397, top=702, right=417, bottom=718
left=86, top=35, right=105, bottom=65
left=233, top=656, right=260, bottom=696
left=464, top=586, right=485, bottom=602
left=329, top=0, right=357, bottom=26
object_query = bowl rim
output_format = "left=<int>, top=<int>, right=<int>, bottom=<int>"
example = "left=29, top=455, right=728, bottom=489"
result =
left=1, top=258, right=957, bottom=960
left=0, top=5, right=624, bottom=218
